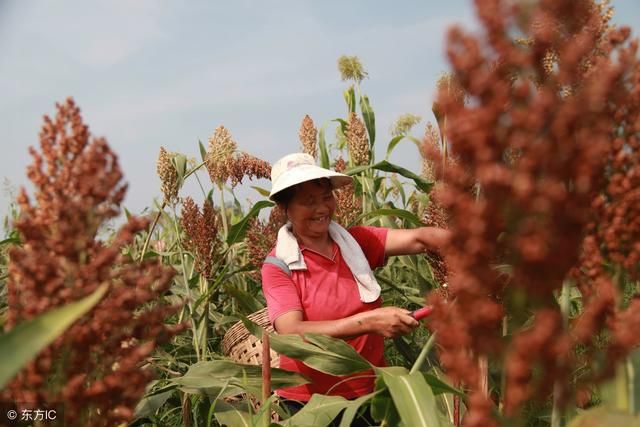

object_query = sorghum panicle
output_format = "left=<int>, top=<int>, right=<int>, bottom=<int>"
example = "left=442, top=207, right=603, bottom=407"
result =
left=424, top=1, right=639, bottom=424
left=156, top=146, right=179, bottom=204
left=205, top=125, right=270, bottom=187
left=333, top=157, right=362, bottom=227
left=245, top=205, right=287, bottom=281
left=181, top=197, right=221, bottom=279
left=4, top=98, right=183, bottom=427
left=346, top=112, right=370, bottom=166
left=299, top=115, right=318, bottom=159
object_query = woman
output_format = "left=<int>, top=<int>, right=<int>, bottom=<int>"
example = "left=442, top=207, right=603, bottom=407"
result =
left=261, top=153, right=448, bottom=422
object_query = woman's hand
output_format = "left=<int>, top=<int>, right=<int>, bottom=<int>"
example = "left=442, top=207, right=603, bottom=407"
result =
left=363, top=306, right=419, bottom=338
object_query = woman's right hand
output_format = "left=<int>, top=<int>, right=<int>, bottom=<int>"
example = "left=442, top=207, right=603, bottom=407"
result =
left=365, top=306, right=419, bottom=338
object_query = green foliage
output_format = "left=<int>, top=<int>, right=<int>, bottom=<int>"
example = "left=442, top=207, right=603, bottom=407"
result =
left=0, top=284, right=107, bottom=388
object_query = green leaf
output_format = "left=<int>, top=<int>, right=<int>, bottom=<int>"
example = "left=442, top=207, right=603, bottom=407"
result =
left=134, top=385, right=176, bottom=419
left=280, top=394, right=349, bottom=427
left=223, top=284, right=264, bottom=315
left=269, top=333, right=372, bottom=376
left=318, top=125, right=330, bottom=169
left=344, top=85, right=356, bottom=113
left=338, top=391, right=378, bottom=427
left=226, top=200, right=274, bottom=245
left=333, top=118, right=348, bottom=136
left=251, top=185, right=271, bottom=198
left=173, top=360, right=308, bottom=398
left=213, top=400, right=253, bottom=427
left=423, top=372, right=465, bottom=397
left=371, top=375, right=401, bottom=426
left=379, top=366, right=442, bottom=427
left=170, top=153, right=189, bottom=188
left=360, top=94, right=376, bottom=149
left=385, top=135, right=405, bottom=159
left=567, top=406, right=640, bottom=427
left=347, top=160, right=433, bottom=194
left=389, top=174, right=407, bottom=207
left=0, top=236, right=20, bottom=246
left=0, top=284, right=108, bottom=388
left=199, top=139, right=207, bottom=162
left=354, top=208, right=423, bottom=227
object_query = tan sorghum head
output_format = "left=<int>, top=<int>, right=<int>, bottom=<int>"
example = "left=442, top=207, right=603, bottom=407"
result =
left=206, top=125, right=237, bottom=185
left=346, top=112, right=369, bottom=166
left=299, top=115, right=318, bottom=159
left=156, top=146, right=179, bottom=204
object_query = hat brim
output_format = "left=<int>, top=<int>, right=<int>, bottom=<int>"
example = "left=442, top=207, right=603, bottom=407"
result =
left=269, top=164, right=352, bottom=201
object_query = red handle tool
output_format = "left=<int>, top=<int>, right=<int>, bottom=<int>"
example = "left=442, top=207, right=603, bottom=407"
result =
left=411, top=305, right=434, bottom=321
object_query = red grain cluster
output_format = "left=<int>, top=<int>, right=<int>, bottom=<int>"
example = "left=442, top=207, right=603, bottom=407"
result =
left=3, top=98, right=184, bottom=426
left=181, top=197, right=222, bottom=279
left=424, top=0, right=640, bottom=425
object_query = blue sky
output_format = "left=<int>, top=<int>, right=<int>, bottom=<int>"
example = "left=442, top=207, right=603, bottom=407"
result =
left=1, top=0, right=639, bottom=220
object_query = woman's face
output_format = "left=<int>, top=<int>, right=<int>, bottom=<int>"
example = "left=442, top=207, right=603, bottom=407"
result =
left=286, top=179, right=336, bottom=239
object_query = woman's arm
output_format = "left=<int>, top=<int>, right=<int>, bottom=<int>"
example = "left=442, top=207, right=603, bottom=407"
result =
left=274, top=306, right=418, bottom=339
left=384, top=227, right=450, bottom=257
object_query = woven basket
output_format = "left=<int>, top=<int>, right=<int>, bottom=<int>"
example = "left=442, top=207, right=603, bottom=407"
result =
left=222, top=307, right=280, bottom=367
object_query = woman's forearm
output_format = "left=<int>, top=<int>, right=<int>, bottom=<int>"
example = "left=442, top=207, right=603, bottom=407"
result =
left=274, top=306, right=418, bottom=339
left=276, top=310, right=373, bottom=339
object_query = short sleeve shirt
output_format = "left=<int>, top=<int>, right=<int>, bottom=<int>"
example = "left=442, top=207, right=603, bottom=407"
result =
left=261, top=226, right=388, bottom=401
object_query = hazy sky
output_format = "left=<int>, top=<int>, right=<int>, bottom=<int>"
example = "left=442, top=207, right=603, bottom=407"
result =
left=1, top=1, right=639, bottom=221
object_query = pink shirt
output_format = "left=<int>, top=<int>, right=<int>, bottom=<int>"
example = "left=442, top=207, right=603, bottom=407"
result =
left=261, top=226, right=388, bottom=401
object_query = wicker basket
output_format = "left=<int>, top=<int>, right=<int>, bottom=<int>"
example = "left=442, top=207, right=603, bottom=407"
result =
left=222, top=307, right=280, bottom=367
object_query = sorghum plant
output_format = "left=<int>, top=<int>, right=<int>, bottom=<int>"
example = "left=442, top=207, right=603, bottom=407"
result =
left=299, top=114, right=318, bottom=160
left=2, top=98, right=183, bottom=426
left=424, top=0, right=640, bottom=425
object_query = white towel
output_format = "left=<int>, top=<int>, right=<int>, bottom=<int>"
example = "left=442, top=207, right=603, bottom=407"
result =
left=275, top=221, right=382, bottom=302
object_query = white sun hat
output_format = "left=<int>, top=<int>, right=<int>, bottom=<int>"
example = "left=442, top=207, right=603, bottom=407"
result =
left=269, top=153, right=352, bottom=201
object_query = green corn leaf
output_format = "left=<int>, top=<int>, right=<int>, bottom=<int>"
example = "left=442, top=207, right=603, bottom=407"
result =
left=134, top=384, right=176, bottom=419
left=250, top=185, right=271, bottom=197
left=354, top=208, right=423, bottom=227
left=338, top=391, right=379, bottom=427
left=213, top=400, right=253, bottom=427
left=344, top=85, right=356, bottom=113
left=371, top=375, right=401, bottom=427
left=223, top=284, right=264, bottom=315
left=0, top=284, right=108, bottom=388
left=318, top=125, right=330, bottom=169
left=199, top=139, right=207, bottom=162
left=346, top=160, right=433, bottom=193
left=173, top=360, right=308, bottom=398
left=226, top=200, right=274, bottom=245
left=170, top=153, right=188, bottom=189
left=386, top=135, right=405, bottom=159
left=269, top=333, right=372, bottom=376
left=379, top=366, right=442, bottom=427
left=360, top=94, right=376, bottom=149
left=280, top=394, right=349, bottom=427
left=333, top=118, right=348, bottom=136
left=567, top=406, right=640, bottom=427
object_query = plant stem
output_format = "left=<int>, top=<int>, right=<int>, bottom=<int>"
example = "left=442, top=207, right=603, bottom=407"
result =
left=184, top=160, right=206, bottom=180
left=218, top=184, right=229, bottom=239
left=410, top=332, right=437, bottom=374
left=551, top=281, right=571, bottom=427
left=199, top=274, right=209, bottom=360
left=171, top=204, right=201, bottom=360
left=138, top=201, right=166, bottom=263
left=193, top=170, right=208, bottom=199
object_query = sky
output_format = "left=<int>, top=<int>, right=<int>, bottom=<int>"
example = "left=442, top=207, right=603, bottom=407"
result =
left=1, top=0, right=639, bottom=222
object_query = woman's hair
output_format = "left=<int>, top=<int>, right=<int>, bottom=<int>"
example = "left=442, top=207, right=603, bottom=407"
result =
left=272, top=178, right=332, bottom=208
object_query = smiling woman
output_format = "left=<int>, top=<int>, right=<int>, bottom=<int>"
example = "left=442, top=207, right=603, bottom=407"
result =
left=260, top=152, right=448, bottom=425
